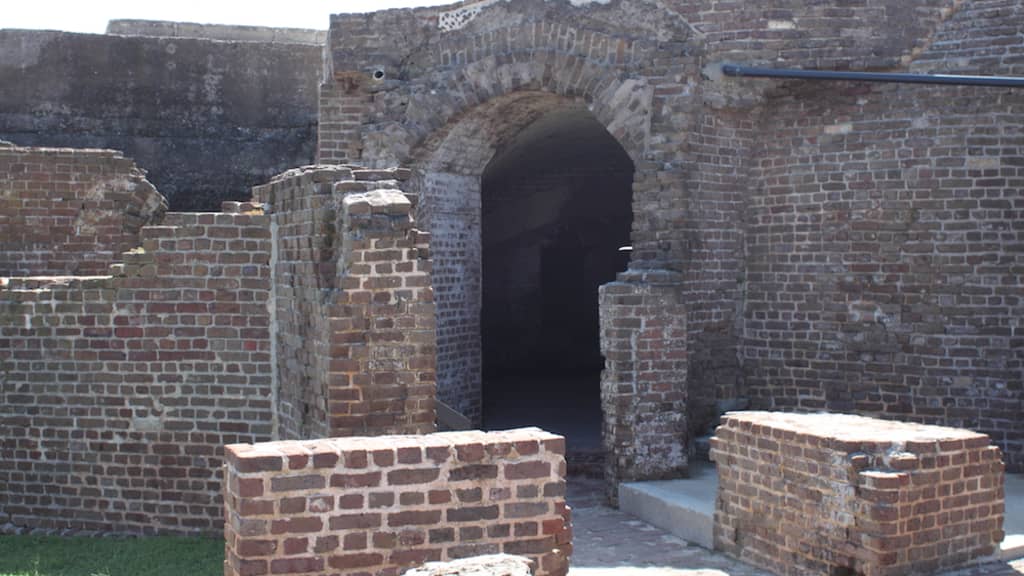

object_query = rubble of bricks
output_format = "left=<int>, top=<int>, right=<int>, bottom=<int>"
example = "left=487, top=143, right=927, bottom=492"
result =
left=0, top=145, right=167, bottom=276
left=223, top=428, right=572, bottom=576
left=710, top=412, right=1005, bottom=576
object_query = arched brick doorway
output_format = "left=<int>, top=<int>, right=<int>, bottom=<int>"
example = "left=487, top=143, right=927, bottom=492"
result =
left=480, top=105, right=633, bottom=471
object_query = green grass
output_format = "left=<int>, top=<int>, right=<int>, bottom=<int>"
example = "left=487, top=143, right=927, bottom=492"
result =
left=0, top=535, right=222, bottom=576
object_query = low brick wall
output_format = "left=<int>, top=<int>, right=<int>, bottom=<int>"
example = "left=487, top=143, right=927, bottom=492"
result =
left=710, top=412, right=1004, bottom=576
left=223, top=429, right=571, bottom=576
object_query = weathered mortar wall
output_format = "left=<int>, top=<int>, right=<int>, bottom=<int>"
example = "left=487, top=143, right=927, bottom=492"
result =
left=253, top=166, right=436, bottom=441
left=710, top=412, right=1005, bottom=576
left=0, top=204, right=274, bottom=534
left=0, top=29, right=320, bottom=211
left=223, top=429, right=571, bottom=576
left=0, top=146, right=166, bottom=277
left=742, top=0, right=1024, bottom=471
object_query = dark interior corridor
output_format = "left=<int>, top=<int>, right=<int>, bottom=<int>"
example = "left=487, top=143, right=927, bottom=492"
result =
left=480, top=106, right=633, bottom=459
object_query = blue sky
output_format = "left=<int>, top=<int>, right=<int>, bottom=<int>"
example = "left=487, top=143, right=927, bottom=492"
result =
left=2, top=1, right=453, bottom=33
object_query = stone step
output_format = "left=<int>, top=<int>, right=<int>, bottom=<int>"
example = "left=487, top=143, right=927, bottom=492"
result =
left=1003, top=473, right=1024, bottom=561
left=618, top=461, right=717, bottom=549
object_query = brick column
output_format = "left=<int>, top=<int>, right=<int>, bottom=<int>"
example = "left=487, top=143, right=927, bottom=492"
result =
left=599, top=270, right=688, bottom=502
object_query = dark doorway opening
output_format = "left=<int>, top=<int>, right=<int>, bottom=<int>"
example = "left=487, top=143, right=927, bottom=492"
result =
left=480, top=106, right=633, bottom=468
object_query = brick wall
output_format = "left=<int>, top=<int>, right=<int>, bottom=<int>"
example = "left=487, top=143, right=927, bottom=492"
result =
left=223, top=429, right=571, bottom=576
left=711, top=412, right=1005, bottom=576
left=742, top=0, right=1024, bottom=471
left=253, top=166, right=436, bottom=440
left=318, top=0, right=739, bottom=469
left=0, top=203, right=273, bottom=534
left=0, top=146, right=167, bottom=277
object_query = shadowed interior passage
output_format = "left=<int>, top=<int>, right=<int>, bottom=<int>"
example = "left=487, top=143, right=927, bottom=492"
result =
left=480, top=106, right=634, bottom=454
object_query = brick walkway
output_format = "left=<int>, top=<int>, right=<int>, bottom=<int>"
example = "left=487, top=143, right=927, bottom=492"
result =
left=566, top=478, right=1024, bottom=576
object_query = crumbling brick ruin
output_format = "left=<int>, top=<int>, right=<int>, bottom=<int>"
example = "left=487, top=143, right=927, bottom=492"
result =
left=0, top=3, right=1022, bottom=574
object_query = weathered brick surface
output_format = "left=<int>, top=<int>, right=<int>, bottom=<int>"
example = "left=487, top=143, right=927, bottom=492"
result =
left=0, top=146, right=166, bottom=276
left=742, top=0, right=1024, bottom=471
left=599, top=271, right=688, bottom=501
left=710, top=412, right=1005, bottom=576
left=0, top=203, right=273, bottom=534
left=223, top=429, right=571, bottom=576
left=316, top=0, right=1024, bottom=474
left=252, top=166, right=436, bottom=440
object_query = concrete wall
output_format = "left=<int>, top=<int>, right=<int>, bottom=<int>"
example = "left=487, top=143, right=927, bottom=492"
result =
left=0, top=200, right=275, bottom=535
left=0, top=29, right=320, bottom=211
left=106, top=20, right=326, bottom=44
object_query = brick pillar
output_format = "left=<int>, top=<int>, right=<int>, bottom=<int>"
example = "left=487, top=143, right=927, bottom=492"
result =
left=711, top=412, right=1005, bottom=576
left=599, top=270, right=688, bottom=502
left=328, top=184, right=436, bottom=436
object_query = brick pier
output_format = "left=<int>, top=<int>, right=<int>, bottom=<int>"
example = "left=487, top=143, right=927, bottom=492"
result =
left=711, top=412, right=1005, bottom=576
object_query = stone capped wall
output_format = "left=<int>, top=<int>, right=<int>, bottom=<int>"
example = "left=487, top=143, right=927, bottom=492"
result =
left=0, top=146, right=167, bottom=277
left=0, top=29, right=320, bottom=211
left=0, top=202, right=274, bottom=534
left=223, top=429, right=571, bottom=576
left=711, top=412, right=1005, bottom=576
left=253, top=166, right=437, bottom=441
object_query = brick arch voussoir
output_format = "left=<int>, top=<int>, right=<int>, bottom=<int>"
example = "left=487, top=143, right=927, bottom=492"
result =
left=406, top=51, right=650, bottom=173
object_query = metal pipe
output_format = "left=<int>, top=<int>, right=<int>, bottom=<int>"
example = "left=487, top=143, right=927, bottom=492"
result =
left=720, top=64, right=1024, bottom=89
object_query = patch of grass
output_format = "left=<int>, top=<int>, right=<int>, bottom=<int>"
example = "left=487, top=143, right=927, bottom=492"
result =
left=0, top=535, right=222, bottom=576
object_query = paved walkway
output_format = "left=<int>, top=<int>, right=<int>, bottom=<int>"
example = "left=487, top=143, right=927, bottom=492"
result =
left=566, top=477, right=1024, bottom=576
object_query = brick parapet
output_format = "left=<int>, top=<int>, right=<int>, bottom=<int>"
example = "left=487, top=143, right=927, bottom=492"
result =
left=223, top=428, right=571, bottom=576
left=710, top=412, right=1005, bottom=576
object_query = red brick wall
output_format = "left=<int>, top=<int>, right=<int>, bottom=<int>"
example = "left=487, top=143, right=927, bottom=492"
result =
left=0, top=202, right=273, bottom=534
left=599, top=272, right=689, bottom=500
left=742, top=0, right=1024, bottom=471
left=223, top=429, right=571, bottom=576
left=711, top=412, right=1004, bottom=576
left=0, top=146, right=167, bottom=277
